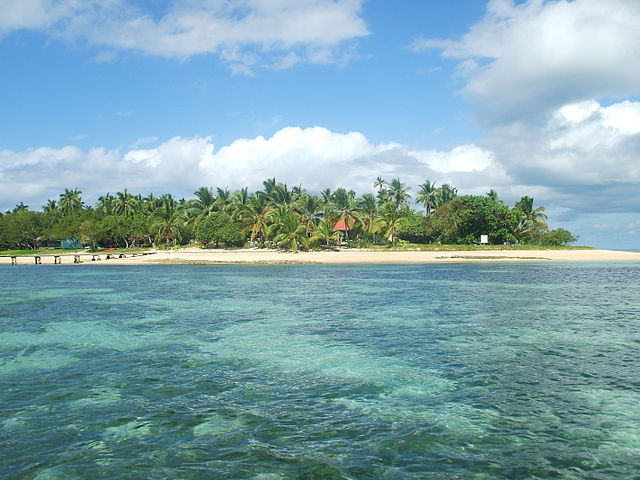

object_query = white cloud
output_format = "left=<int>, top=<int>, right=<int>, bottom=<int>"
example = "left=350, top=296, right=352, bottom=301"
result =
left=0, top=0, right=70, bottom=34
left=410, top=144, right=493, bottom=173
left=483, top=99, right=640, bottom=211
left=0, top=0, right=368, bottom=71
left=5, top=116, right=636, bottom=220
left=0, top=127, right=496, bottom=210
left=415, top=0, right=640, bottom=121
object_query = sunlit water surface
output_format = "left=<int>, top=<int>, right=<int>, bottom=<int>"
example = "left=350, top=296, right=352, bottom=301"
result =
left=1, top=263, right=640, bottom=479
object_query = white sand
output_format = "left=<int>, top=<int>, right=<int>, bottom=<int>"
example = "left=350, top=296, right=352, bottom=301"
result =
left=3, top=247, right=640, bottom=265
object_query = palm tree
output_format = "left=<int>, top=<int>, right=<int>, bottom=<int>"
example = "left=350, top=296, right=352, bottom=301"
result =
left=114, top=189, right=139, bottom=216
left=58, top=188, right=83, bottom=216
left=153, top=196, right=185, bottom=246
left=331, top=188, right=361, bottom=240
left=296, top=194, right=322, bottom=230
left=12, top=202, right=29, bottom=213
left=377, top=202, right=410, bottom=245
left=320, top=188, right=333, bottom=205
left=269, top=183, right=295, bottom=209
left=434, top=184, right=457, bottom=209
left=236, top=193, right=271, bottom=244
left=42, top=199, right=58, bottom=214
left=514, top=196, right=548, bottom=242
left=261, top=178, right=278, bottom=198
left=487, top=189, right=499, bottom=202
left=357, top=193, right=379, bottom=241
left=194, top=187, right=216, bottom=210
left=387, top=178, right=411, bottom=210
left=232, top=187, right=250, bottom=211
left=373, top=176, right=386, bottom=193
left=269, top=211, right=309, bottom=253
left=139, top=193, right=160, bottom=214
left=96, top=194, right=115, bottom=215
left=416, top=181, right=437, bottom=216
left=311, top=220, right=340, bottom=246
left=215, top=187, right=232, bottom=212
left=187, top=187, right=217, bottom=226
left=291, top=185, right=305, bottom=202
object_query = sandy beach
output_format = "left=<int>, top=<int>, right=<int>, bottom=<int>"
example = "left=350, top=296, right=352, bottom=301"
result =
left=3, top=247, right=640, bottom=265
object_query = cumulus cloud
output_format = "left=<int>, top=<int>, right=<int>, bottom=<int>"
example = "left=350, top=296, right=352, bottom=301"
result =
left=484, top=99, right=640, bottom=212
left=415, top=0, right=640, bottom=122
left=0, top=0, right=368, bottom=71
left=410, top=0, right=640, bottom=231
left=0, top=127, right=498, bottom=211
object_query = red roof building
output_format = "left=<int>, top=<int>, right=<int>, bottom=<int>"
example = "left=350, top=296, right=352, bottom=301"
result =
left=333, top=215, right=355, bottom=231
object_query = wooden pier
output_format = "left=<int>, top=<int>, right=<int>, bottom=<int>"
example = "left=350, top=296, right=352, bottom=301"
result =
left=1, top=251, right=156, bottom=265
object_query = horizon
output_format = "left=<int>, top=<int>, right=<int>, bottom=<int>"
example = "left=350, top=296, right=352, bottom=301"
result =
left=1, top=0, right=639, bottom=249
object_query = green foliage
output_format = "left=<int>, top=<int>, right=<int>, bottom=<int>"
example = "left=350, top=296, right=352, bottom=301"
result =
left=311, top=220, right=340, bottom=246
left=535, top=228, right=578, bottom=246
left=425, top=195, right=517, bottom=244
left=268, top=211, right=309, bottom=252
left=377, top=203, right=410, bottom=245
left=2, top=180, right=577, bottom=250
left=0, top=210, right=45, bottom=249
left=99, top=214, right=150, bottom=248
left=397, top=211, right=430, bottom=243
left=196, top=212, right=245, bottom=248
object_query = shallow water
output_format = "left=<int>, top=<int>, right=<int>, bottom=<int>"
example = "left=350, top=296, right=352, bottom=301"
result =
left=1, top=263, right=640, bottom=479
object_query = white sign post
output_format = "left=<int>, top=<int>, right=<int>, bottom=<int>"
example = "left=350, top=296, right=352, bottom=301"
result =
left=480, top=235, right=489, bottom=245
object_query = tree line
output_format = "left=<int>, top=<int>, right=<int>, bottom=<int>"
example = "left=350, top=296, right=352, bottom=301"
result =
left=0, top=178, right=577, bottom=251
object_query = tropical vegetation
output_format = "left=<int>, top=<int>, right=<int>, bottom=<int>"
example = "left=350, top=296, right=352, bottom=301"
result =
left=0, top=179, right=577, bottom=251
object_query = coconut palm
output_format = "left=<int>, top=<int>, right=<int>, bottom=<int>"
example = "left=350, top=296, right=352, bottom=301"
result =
left=387, top=178, right=411, bottom=210
left=331, top=188, right=361, bottom=240
left=434, top=184, right=457, bottom=209
left=12, top=202, right=29, bottom=213
left=187, top=187, right=217, bottom=226
left=291, top=185, right=305, bottom=202
left=261, top=178, right=278, bottom=197
left=236, top=193, right=271, bottom=244
left=320, top=188, right=333, bottom=204
left=269, top=183, right=295, bottom=209
left=416, top=181, right=437, bottom=216
left=311, top=220, right=340, bottom=246
left=514, top=196, right=548, bottom=242
left=357, top=193, right=379, bottom=241
left=114, top=189, right=139, bottom=216
left=215, top=187, right=232, bottom=212
left=153, top=196, right=185, bottom=246
left=296, top=194, right=323, bottom=229
left=96, top=194, right=115, bottom=215
left=194, top=187, right=216, bottom=210
left=139, top=193, right=160, bottom=214
left=58, top=188, right=83, bottom=216
left=42, top=199, right=58, bottom=215
left=373, top=177, right=386, bottom=193
left=232, top=187, right=250, bottom=211
left=268, top=211, right=309, bottom=253
left=377, top=202, right=409, bottom=245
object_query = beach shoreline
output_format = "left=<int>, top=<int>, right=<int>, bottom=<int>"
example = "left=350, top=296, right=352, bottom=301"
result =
left=2, top=247, right=640, bottom=265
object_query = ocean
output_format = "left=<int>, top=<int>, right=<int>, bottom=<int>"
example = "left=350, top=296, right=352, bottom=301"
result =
left=1, top=263, right=640, bottom=479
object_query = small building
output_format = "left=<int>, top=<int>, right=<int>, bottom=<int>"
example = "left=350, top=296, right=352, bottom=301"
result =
left=61, top=238, right=83, bottom=249
left=333, top=216, right=355, bottom=243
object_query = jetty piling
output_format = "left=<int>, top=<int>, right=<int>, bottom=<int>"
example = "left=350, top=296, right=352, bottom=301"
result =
left=2, top=251, right=153, bottom=265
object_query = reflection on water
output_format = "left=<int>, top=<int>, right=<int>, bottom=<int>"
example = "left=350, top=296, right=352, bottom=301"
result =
left=1, top=263, right=640, bottom=479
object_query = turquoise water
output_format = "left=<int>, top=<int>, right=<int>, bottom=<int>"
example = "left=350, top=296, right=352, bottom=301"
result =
left=1, top=263, right=640, bottom=479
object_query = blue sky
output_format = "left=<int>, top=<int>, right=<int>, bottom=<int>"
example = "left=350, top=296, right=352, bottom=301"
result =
left=1, top=0, right=639, bottom=249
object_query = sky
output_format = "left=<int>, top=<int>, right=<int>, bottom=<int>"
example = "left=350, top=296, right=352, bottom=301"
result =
left=1, top=0, right=639, bottom=249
